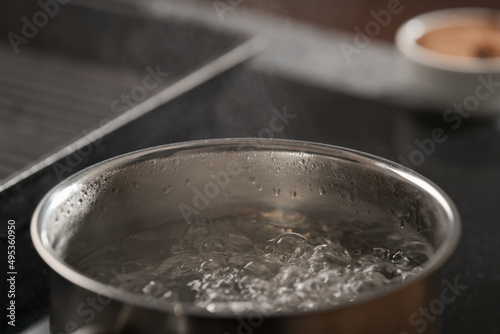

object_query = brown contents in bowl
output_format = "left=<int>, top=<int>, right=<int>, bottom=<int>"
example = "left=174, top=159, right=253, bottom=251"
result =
left=417, top=24, right=500, bottom=58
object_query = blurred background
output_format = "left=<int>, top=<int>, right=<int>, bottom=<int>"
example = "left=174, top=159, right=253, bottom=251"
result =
left=198, top=0, right=500, bottom=40
left=1, top=0, right=500, bottom=333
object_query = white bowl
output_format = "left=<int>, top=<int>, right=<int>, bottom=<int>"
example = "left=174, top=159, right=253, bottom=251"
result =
left=396, top=8, right=500, bottom=116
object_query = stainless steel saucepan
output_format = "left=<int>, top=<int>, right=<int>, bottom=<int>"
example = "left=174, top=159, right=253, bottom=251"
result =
left=31, top=139, right=460, bottom=334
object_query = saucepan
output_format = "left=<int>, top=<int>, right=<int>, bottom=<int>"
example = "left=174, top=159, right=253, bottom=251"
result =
left=31, top=139, right=460, bottom=334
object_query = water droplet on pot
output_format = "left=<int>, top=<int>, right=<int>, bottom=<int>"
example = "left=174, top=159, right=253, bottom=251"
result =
left=163, top=185, right=173, bottom=195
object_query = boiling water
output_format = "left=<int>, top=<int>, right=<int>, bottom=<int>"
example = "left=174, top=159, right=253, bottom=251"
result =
left=69, top=215, right=432, bottom=314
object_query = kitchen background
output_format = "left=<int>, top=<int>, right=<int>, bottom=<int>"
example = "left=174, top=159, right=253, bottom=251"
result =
left=1, top=0, right=499, bottom=333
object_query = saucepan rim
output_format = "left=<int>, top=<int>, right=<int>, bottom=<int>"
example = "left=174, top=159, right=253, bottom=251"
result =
left=31, top=138, right=461, bottom=318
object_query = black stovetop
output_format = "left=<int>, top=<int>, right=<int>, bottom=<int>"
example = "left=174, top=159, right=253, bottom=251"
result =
left=1, top=62, right=500, bottom=333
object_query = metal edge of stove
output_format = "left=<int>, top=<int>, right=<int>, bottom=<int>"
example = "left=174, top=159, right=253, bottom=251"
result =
left=0, top=35, right=268, bottom=193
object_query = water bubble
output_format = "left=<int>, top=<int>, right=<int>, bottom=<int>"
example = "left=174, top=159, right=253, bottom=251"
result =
left=308, top=237, right=333, bottom=247
left=271, top=232, right=307, bottom=255
left=200, top=259, right=222, bottom=272
left=244, top=259, right=279, bottom=277
left=373, top=247, right=390, bottom=260
left=368, top=262, right=400, bottom=281
left=179, top=262, right=194, bottom=275
left=290, top=243, right=313, bottom=260
left=390, top=250, right=409, bottom=267
left=311, top=243, right=352, bottom=265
